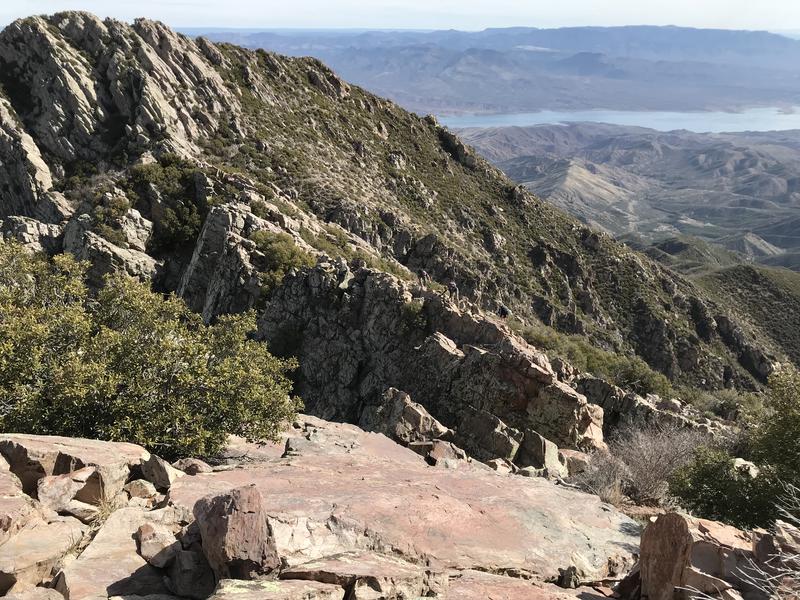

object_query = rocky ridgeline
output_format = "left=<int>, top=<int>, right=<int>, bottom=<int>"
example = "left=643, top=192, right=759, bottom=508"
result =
left=0, top=11, right=778, bottom=395
left=1, top=417, right=795, bottom=600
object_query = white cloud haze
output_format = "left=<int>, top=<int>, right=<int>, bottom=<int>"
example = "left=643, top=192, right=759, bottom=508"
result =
left=3, top=0, right=800, bottom=30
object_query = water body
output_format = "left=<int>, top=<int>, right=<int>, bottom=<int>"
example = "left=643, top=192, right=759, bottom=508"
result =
left=439, top=107, right=800, bottom=133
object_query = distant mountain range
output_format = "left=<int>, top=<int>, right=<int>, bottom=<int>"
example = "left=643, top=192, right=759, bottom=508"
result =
left=459, top=122, right=800, bottom=271
left=191, top=26, right=800, bottom=114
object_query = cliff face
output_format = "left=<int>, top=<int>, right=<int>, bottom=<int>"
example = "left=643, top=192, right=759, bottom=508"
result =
left=0, top=11, right=778, bottom=439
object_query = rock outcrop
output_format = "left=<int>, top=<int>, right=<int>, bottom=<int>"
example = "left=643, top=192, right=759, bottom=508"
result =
left=0, top=419, right=639, bottom=598
left=621, top=511, right=800, bottom=600
left=260, top=261, right=605, bottom=452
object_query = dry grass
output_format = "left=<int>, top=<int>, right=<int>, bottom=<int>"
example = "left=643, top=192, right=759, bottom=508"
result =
left=575, top=423, right=706, bottom=507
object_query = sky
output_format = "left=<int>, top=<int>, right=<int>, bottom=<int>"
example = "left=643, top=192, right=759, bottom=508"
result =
left=3, top=0, right=800, bottom=31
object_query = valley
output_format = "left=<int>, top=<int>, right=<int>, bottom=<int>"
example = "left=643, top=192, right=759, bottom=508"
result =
left=460, top=122, right=800, bottom=271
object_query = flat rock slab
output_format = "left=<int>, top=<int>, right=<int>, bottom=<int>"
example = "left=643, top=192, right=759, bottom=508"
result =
left=211, top=579, right=345, bottom=600
left=0, top=518, right=86, bottom=593
left=170, top=419, right=639, bottom=582
left=281, top=551, right=444, bottom=598
left=56, top=507, right=170, bottom=600
left=0, top=434, right=149, bottom=498
left=444, top=570, right=586, bottom=599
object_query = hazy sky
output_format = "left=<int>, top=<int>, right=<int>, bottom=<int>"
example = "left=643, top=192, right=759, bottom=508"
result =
left=3, top=0, right=800, bottom=30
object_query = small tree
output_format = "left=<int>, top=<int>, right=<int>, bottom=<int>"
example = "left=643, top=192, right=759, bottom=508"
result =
left=751, top=367, right=800, bottom=484
left=671, top=368, right=800, bottom=529
left=0, top=241, right=300, bottom=459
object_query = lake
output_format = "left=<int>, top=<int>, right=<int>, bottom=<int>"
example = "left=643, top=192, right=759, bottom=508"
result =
left=439, top=107, right=800, bottom=133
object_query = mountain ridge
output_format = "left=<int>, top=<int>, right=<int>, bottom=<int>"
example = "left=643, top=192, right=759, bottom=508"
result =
left=0, top=11, right=783, bottom=410
left=195, top=24, right=800, bottom=114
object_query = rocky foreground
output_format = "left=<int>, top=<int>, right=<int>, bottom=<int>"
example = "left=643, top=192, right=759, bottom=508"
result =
left=0, top=413, right=796, bottom=600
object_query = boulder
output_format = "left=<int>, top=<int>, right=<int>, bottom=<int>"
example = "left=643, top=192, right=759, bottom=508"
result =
left=211, top=579, right=344, bottom=600
left=485, top=458, right=515, bottom=474
left=118, top=208, right=152, bottom=253
left=639, top=513, right=694, bottom=600
left=558, top=449, right=592, bottom=477
left=456, top=407, right=522, bottom=462
left=6, top=588, right=66, bottom=600
left=280, top=552, right=445, bottom=599
left=124, top=479, right=158, bottom=500
left=165, top=550, right=215, bottom=600
left=55, top=507, right=172, bottom=600
left=0, top=434, right=148, bottom=500
left=36, top=467, right=98, bottom=512
left=516, top=430, right=568, bottom=479
left=140, top=455, right=184, bottom=491
left=193, top=484, right=280, bottom=579
left=0, top=466, right=44, bottom=545
left=0, top=518, right=86, bottom=593
left=638, top=512, right=767, bottom=600
left=172, top=458, right=213, bottom=476
left=136, top=522, right=180, bottom=568
left=359, top=388, right=453, bottom=446
left=407, top=440, right=468, bottom=467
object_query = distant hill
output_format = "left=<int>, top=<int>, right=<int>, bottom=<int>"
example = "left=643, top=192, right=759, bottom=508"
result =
left=460, top=123, right=800, bottom=271
left=697, top=265, right=800, bottom=366
left=191, top=25, right=800, bottom=114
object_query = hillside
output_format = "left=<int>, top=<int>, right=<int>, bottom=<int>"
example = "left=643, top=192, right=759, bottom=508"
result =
left=697, top=264, right=800, bottom=367
left=0, top=7, right=787, bottom=446
left=194, top=25, right=800, bottom=114
left=461, top=123, right=800, bottom=271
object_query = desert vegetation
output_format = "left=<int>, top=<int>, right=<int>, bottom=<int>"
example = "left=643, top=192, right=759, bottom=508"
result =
left=0, top=241, right=300, bottom=459
left=577, top=367, right=800, bottom=530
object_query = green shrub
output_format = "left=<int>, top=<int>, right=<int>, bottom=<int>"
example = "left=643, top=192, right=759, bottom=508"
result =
left=127, top=154, right=209, bottom=254
left=0, top=241, right=300, bottom=459
left=670, top=368, right=800, bottom=528
left=679, top=386, right=764, bottom=422
left=751, top=367, right=800, bottom=482
left=514, top=322, right=673, bottom=397
left=250, top=230, right=315, bottom=292
left=669, top=448, right=777, bottom=529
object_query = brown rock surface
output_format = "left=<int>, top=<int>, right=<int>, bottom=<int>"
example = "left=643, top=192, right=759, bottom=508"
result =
left=136, top=522, right=179, bottom=569
left=55, top=507, right=171, bottom=600
left=169, top=416, right=638, bottom=583
left=281, top=551, right=445, bottom=599
left=6, top=588, right=66, bottom=600
left=37, top=467, right=98, bottom=512
left=0, top=434, right=148, bottom=499
left=0, top=518, right=86, bottom=593
left=444, top=570, right=584, bottom=599
left=193, top=484, right=280, bottom=579
left=638, top=512, right=770, bottom=600
left=211, top=579, right=344, bottom=600
left=0, top=466, right=43, bottom=545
